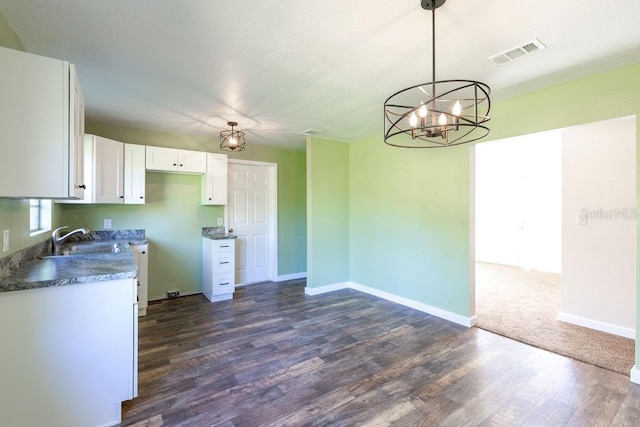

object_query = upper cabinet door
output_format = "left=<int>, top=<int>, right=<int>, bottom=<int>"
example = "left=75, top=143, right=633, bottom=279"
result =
left=0, top=47, right=84, bottom=198
left=69, top=64, right=85, bottom=199
left=178, top=150, right=207, bottom=174
left=94, top=136, right=124, bottom=203
left=124, top=144, right=146, bottom=204
left=201, top=153, right=228, bottom=205
left=145, top=146, right=178, bottom=172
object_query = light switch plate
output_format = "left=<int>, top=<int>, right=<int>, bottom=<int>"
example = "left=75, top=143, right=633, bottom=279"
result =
left=104, top=219, right=112, bottom=229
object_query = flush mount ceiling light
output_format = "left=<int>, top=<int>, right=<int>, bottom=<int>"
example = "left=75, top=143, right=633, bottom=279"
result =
left=383, top=0, right=491, bottom=148
left=220, top=121, right=246, bottom=152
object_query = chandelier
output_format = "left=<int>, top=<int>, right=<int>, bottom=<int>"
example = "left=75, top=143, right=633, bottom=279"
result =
left=383, top=0, right=491, bottom=148
left=220, top=121, right=246, bottom=152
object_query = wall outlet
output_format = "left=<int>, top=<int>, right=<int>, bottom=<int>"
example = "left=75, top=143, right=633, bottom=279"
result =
left=167, top=290, right=180, bottom=299
left=2, top=230, right=8, bottom=253
left=216, top=217, right=223, bottom=226
left=104, top=219, right=112, bottom=229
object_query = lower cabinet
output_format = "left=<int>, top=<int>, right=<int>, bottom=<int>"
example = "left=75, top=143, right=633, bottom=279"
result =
left=131, top=243, right=149, bottom=316
left=0, top=278, right=138, bottom=427
left=202, top=238, right=236, bottom=302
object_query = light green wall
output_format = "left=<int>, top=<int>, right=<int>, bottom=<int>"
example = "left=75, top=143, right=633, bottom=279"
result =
left=0, top=8, right=22, bottom=51
left=348, top=140, right=471, bottom=315
left=306, top=137, right=349, bottom=287
left=59, top=121, right=306, bottom=299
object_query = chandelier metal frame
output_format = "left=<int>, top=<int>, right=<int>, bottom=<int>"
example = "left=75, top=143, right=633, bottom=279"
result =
left=220, top=121, right=246, bottom=152
left=383, top=0, right=491, bottom=148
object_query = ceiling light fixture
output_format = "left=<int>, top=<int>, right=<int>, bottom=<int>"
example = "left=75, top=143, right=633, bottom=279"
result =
left=383, top=0, right=491, bottom=148
left=220, top=121, right=246, bottom=152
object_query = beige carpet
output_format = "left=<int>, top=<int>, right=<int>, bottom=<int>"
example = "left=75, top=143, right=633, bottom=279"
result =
left=475, top=262, right=635, bottom=376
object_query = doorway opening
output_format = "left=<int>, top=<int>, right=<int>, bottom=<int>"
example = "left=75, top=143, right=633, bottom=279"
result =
left=473, top=116, right=637, bottom=375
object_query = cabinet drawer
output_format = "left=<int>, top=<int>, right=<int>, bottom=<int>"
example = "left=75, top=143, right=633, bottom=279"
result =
left=212, top=273, right=234, bottom=296
left=212, top=240, right=234, bottom=252
left=213, top=253, right=234, bottom=273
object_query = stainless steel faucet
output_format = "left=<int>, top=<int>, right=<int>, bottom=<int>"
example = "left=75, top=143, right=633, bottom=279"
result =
left=51, top=226, right=90, bottom=254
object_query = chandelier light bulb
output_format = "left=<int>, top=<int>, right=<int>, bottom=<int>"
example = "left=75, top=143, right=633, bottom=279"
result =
left=438, top=113, right=447, bottom=126
left=452, top=100, right=461, bottom=116
left=409, top=112, right=418, bottom=127
left=419, top=103, right=428, bottom=118
left=229, top=136, right=237, bottom=146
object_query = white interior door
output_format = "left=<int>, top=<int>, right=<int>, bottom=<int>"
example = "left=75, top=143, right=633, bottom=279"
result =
left=228, top=162, right=274, bottom=285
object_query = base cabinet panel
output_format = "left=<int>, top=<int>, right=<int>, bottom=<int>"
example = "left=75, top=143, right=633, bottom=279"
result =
left=131, top=243, right=149, bottom=316
left=0, top=278, right=137, bottom=427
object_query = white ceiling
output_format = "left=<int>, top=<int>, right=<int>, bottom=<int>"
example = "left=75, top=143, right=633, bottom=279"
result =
left=2, top=0, right=640, bottom=151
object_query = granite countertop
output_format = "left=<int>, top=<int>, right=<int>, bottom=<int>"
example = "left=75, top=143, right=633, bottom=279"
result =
left=0, top=229, right=145, bottom=293
left=0, top=251, right=137, bottom=292
left=202, top=226, right=237, bottom=240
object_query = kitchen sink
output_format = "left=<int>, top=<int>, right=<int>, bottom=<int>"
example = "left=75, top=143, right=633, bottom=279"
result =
left=40, top=242, right=127, bottom=258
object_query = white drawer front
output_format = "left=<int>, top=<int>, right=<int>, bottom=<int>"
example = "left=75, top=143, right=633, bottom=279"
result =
left=212, top=274, right=234, bottom=295
left=214, top=253, right=234, bottom=273
left=213, top=239, right=234, bottom=253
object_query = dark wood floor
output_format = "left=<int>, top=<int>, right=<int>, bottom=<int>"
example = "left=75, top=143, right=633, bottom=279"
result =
left=119, top=280, right=640, bottom=426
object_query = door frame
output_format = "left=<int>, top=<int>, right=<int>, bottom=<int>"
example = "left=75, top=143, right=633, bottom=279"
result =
left=225, top=159, right=279, bottom=283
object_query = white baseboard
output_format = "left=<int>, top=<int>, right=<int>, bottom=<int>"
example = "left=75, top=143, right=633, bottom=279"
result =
left=558, top=312, right=635, bottom=339
left=305, top=281, right=475, bottom=328
left=631, top=365, right=640, bottom=384
left=275, top=272, right=307, bottom=282
left=305, top=282, right=350, bottom=296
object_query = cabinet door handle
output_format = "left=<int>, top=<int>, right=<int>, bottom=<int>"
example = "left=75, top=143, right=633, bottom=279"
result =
left=208, top=197, right=212, bottom=201
left=220, top=261, right=230, bottom=264
left=79, top=184, right=86, bottom=189
left=179, top=164, right=183, bottom=167
left=173, top=163, right=177, bottom=166
left=220, top=245, right=229, bottom=248
left=220, top=282, right=229, bottom=286
left=120, top=195, right=124, bottom=198
left=142, top=251, right=146, bottom=254
left=140, top=196, right=144, bottom=199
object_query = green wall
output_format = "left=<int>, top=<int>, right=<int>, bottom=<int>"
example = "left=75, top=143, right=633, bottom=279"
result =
left=59, top=121, right=307, bottom=299
left=0, top=8, right=22, bottom=51
left=348, top=139, right=472, bottom=315
left=306, top=137, right=349, bottom=287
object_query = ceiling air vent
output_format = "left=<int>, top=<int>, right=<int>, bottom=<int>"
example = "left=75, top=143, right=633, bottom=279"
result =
left=487, top=38, right=546, bottom=66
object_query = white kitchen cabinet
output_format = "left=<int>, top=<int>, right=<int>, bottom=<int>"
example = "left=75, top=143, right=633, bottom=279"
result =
left=0, top=278, right=137, bottom=427
left=202, top=238, right=236, bottom=302
left=145, top=146, right=207, bottom=174
left=59, top=135, right=146, bottom=204
left=131, top=243, right=149, bottom=316
left=124, top=144, right=146, bottom=204
left=0, top=46, right=85, bottom=199
left=201, top=152, right=228, bottom=205
left=94, top=136, right=125, bottom=203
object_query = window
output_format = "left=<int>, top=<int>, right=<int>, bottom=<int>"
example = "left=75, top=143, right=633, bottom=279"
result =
left=29, top=199, right=52, bottom=235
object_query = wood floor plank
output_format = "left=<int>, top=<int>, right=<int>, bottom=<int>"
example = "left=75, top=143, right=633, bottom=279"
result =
left=118, top=280, right=640, bottom=426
